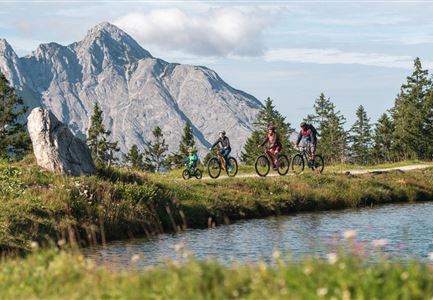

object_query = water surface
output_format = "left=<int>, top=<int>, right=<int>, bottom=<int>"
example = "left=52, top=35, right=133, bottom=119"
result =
left=84, top=201, right=433, bottom=269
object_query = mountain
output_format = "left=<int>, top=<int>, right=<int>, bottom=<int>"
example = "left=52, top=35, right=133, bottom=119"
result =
left=0, top=22, right=262, bottom=158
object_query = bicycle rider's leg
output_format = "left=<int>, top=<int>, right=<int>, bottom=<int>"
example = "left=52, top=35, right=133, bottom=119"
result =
left=268, top=147, right=277, bottom=169
left=311, top=143, right=316, bottom=160
left=222, top=149, right=231, bottom=167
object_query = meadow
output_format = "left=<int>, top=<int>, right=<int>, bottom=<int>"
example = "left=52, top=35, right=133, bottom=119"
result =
left=1, top=156, right=433, bottom=251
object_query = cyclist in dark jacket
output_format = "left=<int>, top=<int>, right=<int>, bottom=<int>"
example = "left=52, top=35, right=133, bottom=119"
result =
left=296, top=122, right=317, bottom=165
left=210, top=131, right=232, bottom=171
left=259, top=125, right=282, bottom=170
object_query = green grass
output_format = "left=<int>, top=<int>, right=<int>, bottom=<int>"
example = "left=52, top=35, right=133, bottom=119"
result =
left=1, top=249, right=433, bottom=299
left=1, top=156, right=433, bottom=251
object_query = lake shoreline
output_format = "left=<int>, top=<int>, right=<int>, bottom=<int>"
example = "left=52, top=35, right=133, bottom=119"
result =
left=1, top=158, right=433, bottom=251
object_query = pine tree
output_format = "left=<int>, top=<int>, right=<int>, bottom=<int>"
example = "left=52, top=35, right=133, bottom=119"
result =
left=240, top=97, right=293, bottom=164
left=372, top=113, right=394, bottom=163
left=123, top=144, right=144, bottom=170
left=144, top=126, right=169, bottom=172
left=423, top=89, right=433, bottom=159
left=167, top=121, right=197, bottom=168
left=307, top=93, right=347, bottom=164
left=0, top=73, right=30, bottom=159
left=349, top=105, right=373, bottom=165
left=309, top=93, right=335, bottom=129
left=391, top=58, right=432, bottom=160
left=86, top=102, right=119, bottom=165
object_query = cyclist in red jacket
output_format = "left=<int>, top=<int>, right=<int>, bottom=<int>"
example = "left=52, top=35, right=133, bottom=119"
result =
left=259, top=125, right=282, bottom=170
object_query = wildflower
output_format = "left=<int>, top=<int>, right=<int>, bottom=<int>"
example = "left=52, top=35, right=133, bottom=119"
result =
left=317, top=288, right=328, bottom=297
left=401, top=272, right=409, bottom=280
left=343, top=229, right=357, bottom=240
left=372, top=239, right=388, bottom=248
left=342, top=290, right=351, bottom=300
left=272, top=250, right=281, bottom=260
left=172, top=241, right=185, bottom=252
left=131, top=254, right=140, bottom=263
left=326, top=252, right=338, bottom=264
left=57, top=239, right=66, bottom=247
left=30, top=241, right=39, bottom=249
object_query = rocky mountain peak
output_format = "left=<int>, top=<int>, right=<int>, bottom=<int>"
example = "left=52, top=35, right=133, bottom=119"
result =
left=0, top=38, right=14, bottom=56
left=0, top=23, right=262, bottom=158
left=73, top=22, right=152, bottom=62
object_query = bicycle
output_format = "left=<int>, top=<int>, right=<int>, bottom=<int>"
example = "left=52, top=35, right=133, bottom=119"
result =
left=182, top=164, right=203, bottom=180
left=207, top=148, right=238, bottom=179
left=291, top=145, right=325, bottom=174
left=254, top=150, right=290, bottom=177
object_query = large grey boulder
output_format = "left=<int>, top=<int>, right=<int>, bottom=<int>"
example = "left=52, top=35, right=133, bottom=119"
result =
left=28, top=107, right=96, bottom=176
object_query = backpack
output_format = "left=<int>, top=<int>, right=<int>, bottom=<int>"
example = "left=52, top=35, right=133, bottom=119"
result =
left=308, top=124, right=319, bottom=137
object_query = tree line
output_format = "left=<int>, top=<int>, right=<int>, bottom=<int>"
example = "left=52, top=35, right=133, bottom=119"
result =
left=1, top=58, right=433, bottom=168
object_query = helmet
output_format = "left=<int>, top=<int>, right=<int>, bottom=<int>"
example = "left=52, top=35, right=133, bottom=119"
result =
left=267, top=125, right=276, bottom=131
left=300, top=122, right=307, bottom=128
left=219, top=130, right=226, bottom=135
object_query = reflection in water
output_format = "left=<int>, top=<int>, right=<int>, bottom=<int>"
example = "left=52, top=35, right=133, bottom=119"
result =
left=83, top=201, right=433, bottom=270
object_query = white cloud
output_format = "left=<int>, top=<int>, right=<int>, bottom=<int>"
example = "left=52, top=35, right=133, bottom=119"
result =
left=114, top=8, right=271, bottom=57
left=264, top=48, right=433, bottom=69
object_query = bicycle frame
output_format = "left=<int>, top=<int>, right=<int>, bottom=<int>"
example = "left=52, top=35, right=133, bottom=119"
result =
left=299, top=144, right=312, bottom=161
left=215, top=149, right=227, bottom=171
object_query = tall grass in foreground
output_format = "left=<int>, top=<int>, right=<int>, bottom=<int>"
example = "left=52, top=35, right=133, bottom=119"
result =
left=0, top=247, right=432, bottom=299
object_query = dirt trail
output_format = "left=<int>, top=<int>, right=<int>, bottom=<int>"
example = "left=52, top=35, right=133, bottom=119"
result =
left=199, top=164, right=432, bottom=180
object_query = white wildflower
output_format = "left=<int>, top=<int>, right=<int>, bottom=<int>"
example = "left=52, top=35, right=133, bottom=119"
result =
left=372, top=239, right=388, bottom=248
left=326, top=252, right=338, bottom=264
left=343, top=229, right=357, bottom=240
left=317, top=288, right=328, bottom=297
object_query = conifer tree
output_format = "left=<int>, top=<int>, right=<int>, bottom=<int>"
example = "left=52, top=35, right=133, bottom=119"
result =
left=167, top=121, right=197, bottom=168
left=240, top=97, right=292, bottom=164
left=307, top=93, right=347, bottom=164
left=86, top=102, right=119, bottom=165
left=0, top=73, right=30, bottom=159
left=372, top=113, right=394, bottom=163
left=423, top=89, right=433, bottom=159
left=144, top=126, right=168, bottom=172
left=349, top=105, right=373, bottom=165
left=123, top=144, right=144, bottom=170
left=391, top=58, right=432, bottom=160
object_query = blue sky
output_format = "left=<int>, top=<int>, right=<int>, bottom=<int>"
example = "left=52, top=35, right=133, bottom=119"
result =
left=1, top=0, right=433, bottom=127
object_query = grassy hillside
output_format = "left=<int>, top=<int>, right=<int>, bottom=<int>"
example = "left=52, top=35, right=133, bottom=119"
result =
left=0, top=249, right=432, bottom=299
left=1, top=156, right=433, bottom=251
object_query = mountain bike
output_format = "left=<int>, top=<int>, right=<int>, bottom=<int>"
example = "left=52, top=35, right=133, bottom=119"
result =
left=207, top=148, right=238, bottom=179
left=291, top=145, right=325, bottom=174
left=254, top=150, right=290, bottom=177
left=182, top=164, right=202, bottom=180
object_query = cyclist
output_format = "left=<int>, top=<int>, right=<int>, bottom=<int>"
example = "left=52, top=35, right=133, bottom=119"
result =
left=209, top=131, right=232, bottom=171
left=259, top=125, right=282, bottom=170
left=296, top=122, right=317, bottom=166
left=185, top=147, right=199, bottom=170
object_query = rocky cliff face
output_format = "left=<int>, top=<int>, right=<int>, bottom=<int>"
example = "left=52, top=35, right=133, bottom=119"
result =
left=0, top=22, right=262, bottom=158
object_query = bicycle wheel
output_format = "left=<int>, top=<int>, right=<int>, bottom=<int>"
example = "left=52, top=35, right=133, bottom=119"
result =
left=207, top=157, right=221, bottom=179
left=227, top=157, right=238, bottom=177
left=277, top=155, right=290, bottom=176
left=182, top=169, right=190, bottom=180
left=195, top=169, right=203, bottom=179
left=313, top=155, right=325, bottom=174
left=255, top=155, right=270, bottom=177
left=291, top=154, right=305, bottom=174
